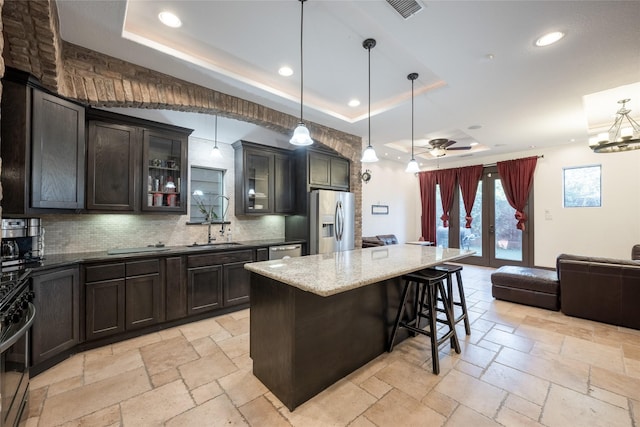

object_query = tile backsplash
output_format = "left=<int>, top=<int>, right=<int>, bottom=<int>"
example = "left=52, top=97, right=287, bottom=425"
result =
left=41, top=214, right=284, bottom=254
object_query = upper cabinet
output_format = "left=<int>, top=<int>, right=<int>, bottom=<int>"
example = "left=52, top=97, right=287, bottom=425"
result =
left=142, top=129, right=187, bottom=213
left=232, top=141, right=295, bottom=215
left=1, top=70, right=86, bottom=214
left=87, top=120, right=139, bottom=211
left=85, top=108, right=190, bottom=214
left=308, top=151, right=350, bottom=190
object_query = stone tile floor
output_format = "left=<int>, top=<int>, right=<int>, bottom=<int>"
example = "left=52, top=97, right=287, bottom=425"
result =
left=25, top=264, right=640, bottom=426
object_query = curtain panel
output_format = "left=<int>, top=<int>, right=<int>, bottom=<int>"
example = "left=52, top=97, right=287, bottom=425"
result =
left=457, top=165, right=483, bottom=228
left=435, top=169, right=458, bottom=227
left=496, top=156, right=538, bottom=230
left=418, top=171, right=437, bottom=243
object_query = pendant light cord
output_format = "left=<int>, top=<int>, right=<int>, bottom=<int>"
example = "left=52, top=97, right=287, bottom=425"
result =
left=299, top=0, right=305, bottom=122
left=411, top=78, right=414, bottom=159
left=214, top=114, right=218, bottom=148
left=368, top=43, right=371, bottom=148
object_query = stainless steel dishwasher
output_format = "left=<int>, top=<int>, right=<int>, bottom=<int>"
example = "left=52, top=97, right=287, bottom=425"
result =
left=268, top=244, right=302, bottom=260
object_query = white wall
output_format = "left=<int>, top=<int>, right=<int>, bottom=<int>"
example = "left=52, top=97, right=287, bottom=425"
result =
left=533, top=143, right=640, bottom=266
left=361, top=158, right=421, bottom=243
left=363, top=143, right=640, bottom=267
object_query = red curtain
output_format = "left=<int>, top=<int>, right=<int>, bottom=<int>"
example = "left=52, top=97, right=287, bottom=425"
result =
left=457, top=165, right=483, bottom=228
left=435, top=169, right=457, bottom=227
left=418, top=171, right=437, bottom=243
left=497, top=156, right=538, bottom=230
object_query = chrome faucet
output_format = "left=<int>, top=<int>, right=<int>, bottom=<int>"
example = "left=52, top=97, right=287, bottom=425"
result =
left=209, top=195, right=230, bottom=243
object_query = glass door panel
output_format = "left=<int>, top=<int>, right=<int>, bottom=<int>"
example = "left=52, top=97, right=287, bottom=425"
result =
left=435, top=184, right=449, bottom=248
left=494, top=179, right=523, bottom=262
left=245, top=152, right=271, bottom=213
left=142, top=130, right=187, bottom=213
left=459, top=182, right=483, bottom=255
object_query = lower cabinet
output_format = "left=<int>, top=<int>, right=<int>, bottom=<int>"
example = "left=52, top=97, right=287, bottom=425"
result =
left=84, top=259, right=163, bottom=341
left=187, top=264, right=223, bottom=315
left=186, top=249, right=254, bottom=315
left=31, top=267, right=80, bottom=367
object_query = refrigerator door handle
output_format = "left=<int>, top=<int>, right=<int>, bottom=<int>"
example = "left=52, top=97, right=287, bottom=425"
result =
left=335, top=201, right=343, bottom=242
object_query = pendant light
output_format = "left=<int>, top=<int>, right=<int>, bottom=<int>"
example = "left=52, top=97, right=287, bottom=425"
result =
left=405, top=72, right=420, bottom=173
left=212, top=114, right=222, bottom=158
left=361, top=38, right=379, bottom=163
left=290, top=0, right=313, bottom=146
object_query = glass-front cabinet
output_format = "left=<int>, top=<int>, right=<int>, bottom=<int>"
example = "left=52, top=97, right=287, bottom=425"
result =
left=142, top=130, right=188, bottom=213
left=245, top=151, right=272, bottom=213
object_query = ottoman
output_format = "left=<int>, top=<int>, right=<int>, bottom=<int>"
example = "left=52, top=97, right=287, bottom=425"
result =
left=491, top=266, right=560, bottom=311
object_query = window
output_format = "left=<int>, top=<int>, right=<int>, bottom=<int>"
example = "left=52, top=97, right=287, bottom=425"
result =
left=563, top=165, right=601, bottom=207
left=190, top=166, right=225, bottom=222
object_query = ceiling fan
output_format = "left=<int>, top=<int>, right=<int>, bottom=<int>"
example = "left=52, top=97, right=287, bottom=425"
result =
left=419, top=138, right=473, bottom=158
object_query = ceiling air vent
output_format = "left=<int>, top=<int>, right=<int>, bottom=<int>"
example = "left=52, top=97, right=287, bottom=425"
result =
left=385, top=0, right=424, bottom=19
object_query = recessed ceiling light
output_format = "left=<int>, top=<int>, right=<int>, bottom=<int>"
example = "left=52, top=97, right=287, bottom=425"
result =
left=278, top=66, right=293, bottom=77
left=348, top=99, right=360, bottom=107
left=535, top=31, right=565, bottom=47
left=470, top=142, right=479, bottom=146
left=158, top=11, right=182, bottom=28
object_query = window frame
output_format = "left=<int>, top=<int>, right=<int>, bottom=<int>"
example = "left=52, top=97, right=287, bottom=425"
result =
left=562, top=164, right=602, bottom=208
left=189, top=166, right=225, bottom=223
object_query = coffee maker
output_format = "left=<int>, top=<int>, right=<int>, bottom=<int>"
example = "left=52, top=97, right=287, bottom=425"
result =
left=1, top=218, right=43, bottom=268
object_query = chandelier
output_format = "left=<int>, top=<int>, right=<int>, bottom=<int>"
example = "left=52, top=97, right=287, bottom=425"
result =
left=589, top=99, right=640, bottom=153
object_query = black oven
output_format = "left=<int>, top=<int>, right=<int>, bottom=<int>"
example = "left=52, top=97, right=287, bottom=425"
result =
left=0, top=268, right=34, bottom=427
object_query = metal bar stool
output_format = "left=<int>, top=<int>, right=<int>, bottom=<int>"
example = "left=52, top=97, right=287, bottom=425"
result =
left=388, top=269, right=461, bottom=374
left=427, top=264, right=471, bottom=346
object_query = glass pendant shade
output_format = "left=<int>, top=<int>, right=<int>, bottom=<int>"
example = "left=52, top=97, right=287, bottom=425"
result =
left=290, top=122, right=313, bottom=146
left=361, top=144, right=379, bottom=162
left=405, top=158, right=420, bottom=173
left=211, top=144, right=222, bottom=158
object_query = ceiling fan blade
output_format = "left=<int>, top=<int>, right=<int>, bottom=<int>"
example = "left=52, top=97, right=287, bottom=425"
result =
left=443, top=139, right=457, bottom=148
left=446, top=146, right=473, bottom=151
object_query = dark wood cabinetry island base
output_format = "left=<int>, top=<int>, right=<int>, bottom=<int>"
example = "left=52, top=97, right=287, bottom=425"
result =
left=246, top=245, right=474, bottom=411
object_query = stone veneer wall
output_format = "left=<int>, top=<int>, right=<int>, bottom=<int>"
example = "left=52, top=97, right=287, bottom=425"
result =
left=1, top=0, right=364, bottom=252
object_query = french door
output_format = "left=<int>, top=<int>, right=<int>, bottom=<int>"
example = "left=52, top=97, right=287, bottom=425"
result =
left=436, top=166, right=533, bottom=267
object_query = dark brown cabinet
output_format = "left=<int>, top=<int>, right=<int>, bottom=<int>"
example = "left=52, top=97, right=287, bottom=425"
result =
left=187, top=254, right=223, bottom=315
left=187, top=250, right=254, bottom=314
left=85, top=263, right=126, bottom=341
left=87, top=121, right=139, bottom=211
left=125, top=260, right=164, bottom=330
left=142, top=129, right=188, bottom=213
left=309, top=151, right=350, bottom=190
left=233, top=141, right=295, bottom=215
left=165, top=256, right=187, bottom=321
left=1, top=70, right=86, bottom=214
left=84, top=259, right=163, bottom=341
left=86, top=109, right=190, bottom=214
left=31, top=267, right=80, bottom=367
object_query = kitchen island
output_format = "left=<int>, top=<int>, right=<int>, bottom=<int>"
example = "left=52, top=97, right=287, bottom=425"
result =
left=245, top=244, right=474, bottom=411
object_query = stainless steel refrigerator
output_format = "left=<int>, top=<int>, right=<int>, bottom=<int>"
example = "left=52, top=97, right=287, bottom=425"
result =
left=309, top=189, right=355, bottom=254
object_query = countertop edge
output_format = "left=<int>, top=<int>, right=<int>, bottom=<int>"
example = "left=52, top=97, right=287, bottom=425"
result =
left=245, top=247, right=475, bottom=297
left=25, top=239, right=305, bottom=274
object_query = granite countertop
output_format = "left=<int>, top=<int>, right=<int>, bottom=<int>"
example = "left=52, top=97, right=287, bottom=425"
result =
left=244, top=244, right=475, bottom=297
left=28, top=238, right=304, bottom=273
